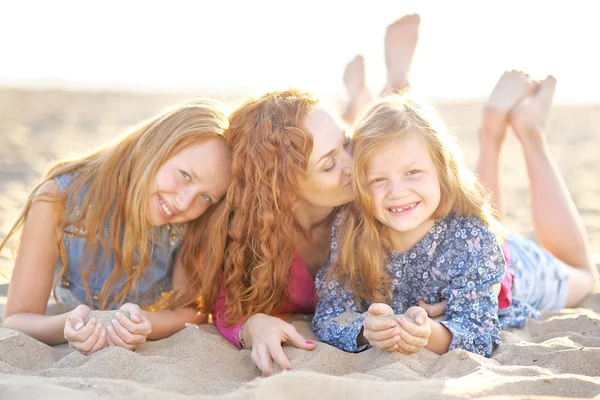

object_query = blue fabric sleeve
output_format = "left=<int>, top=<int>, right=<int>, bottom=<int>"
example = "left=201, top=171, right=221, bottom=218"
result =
left=438, top=220, right=505, bottom=357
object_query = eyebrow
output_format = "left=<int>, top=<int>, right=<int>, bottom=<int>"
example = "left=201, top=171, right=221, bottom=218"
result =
left=316, top=149, right=336, bottom=165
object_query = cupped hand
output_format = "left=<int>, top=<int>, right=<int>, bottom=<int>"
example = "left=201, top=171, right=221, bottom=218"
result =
left=63, top=304, right=107, bottom=355
left=106, top=303, right=151, bottom=351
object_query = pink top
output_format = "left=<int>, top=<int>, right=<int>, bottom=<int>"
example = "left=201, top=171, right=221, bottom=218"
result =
left=213, top=241, right=514, bottom=348
left=498, top=241, right=514, bottom=310
left=211, top=254, right=316, bottom=349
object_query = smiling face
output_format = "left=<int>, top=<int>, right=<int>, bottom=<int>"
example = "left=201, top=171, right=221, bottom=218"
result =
left=148, top=138, right=231, bottom=226
left=366, top=135, right=441, bottom=252
left=295, top=107, right=354, bottom=209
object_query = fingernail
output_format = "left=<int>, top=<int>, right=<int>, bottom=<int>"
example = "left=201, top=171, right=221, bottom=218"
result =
left=75, top=322, right=84, bottom=330
left=306, top=341, right=314, bottom=345
left=112, top=319, right=117, bottom=326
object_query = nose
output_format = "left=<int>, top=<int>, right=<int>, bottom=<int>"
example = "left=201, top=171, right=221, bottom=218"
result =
left=174, top=188, right=194, bottom=212
left=341, top=148, right=353, bottom=175
left=388, top=177, right=409, bottom=198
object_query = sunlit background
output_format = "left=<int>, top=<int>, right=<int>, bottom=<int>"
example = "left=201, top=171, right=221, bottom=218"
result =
left=1, top=0, right=598, bottom=103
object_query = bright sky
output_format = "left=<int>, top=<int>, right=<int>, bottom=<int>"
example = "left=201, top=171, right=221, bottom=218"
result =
left=1, top=0, right=598, bottom=103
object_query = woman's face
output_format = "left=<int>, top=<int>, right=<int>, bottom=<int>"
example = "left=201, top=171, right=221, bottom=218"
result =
left=148, top=138, right=231, bottom=226
left=296, top=107, right=354, bottom=209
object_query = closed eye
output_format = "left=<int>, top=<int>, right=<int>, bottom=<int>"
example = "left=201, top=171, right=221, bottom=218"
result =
left=324, top=158, right=336, bottom=172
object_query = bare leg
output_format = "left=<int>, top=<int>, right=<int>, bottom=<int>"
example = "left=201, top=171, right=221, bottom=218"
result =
left=340, top=55, right=372, bottom=125
left=381, top=14, right=420, bottom=95
left=476, top=70, right=537, bottom=218
left=509, top=75, right=597, bottom=306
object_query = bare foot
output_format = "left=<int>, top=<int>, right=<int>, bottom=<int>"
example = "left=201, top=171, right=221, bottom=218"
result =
left=481, top=70, right=537, bottom=145
left=341, top=55, right=372, bottom=124
left=509, top=75, right=557, bottom=146
left=382, top=14, right=420, bottom=94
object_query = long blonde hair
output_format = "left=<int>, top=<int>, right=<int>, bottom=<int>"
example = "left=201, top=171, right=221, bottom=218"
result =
left=0, top=99, right=230, bottom=310
left=191, top=89, right=319, bottom=324
left=334, top=93, right=501, bottom=304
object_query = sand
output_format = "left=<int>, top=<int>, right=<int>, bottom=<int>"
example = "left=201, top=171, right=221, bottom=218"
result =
left=1, top=88, right=599, bottom=399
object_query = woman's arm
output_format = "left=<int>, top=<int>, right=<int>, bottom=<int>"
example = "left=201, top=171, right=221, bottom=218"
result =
left=2, top=180, right=71, bottom=345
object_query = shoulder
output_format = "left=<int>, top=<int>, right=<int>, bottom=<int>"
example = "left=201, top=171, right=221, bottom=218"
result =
left=33, top=179, right=62, bottom=199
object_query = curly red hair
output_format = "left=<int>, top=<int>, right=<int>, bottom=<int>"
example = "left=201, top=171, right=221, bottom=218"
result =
left=195, top=89, right=319, bottom=324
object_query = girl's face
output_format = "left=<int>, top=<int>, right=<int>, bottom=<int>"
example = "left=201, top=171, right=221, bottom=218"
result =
left=366, top=135, right=441, bottom=252
left=295, top=107, right=354, bottom=209
left=148, top=138, right=231, bottom=226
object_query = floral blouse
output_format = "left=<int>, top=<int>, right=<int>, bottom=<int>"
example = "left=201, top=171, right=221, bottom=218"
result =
left=312, top=212, right=506, bottom=357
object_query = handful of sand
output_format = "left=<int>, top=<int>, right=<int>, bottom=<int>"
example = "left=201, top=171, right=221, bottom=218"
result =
left=84, top=310, right=131, bottom=327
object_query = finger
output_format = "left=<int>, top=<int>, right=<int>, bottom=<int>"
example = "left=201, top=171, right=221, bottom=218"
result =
left=110, top=319, right=146, bottom=345
left=257, top=345, right=274, bottom=377
left=75, top=323, right=103, bottom=354
left=283, top=326, right=315, bottom=351
left=397, top=317, right=430, bottom=339
left=382, top=342, right=399, bottom=352
left=70, top=315, right=85, bottom=331
left=65, top=318, right=96, bottom=342
left=268, top=342, right=291, bottom=372
left=396, top=327, right=429, bottom=350
left=86, top=328, right=108, bottom=354
left=364, top=326, right=400, bottom=342
left=396, top=338, right=424, bottom=354
left=404, top=307, right=429, bottom=325
left=119, top=303, right=143, bottom=323
left=106, top=325, right=137, bottom=350
left=371, top=335, right=402, bottom=351
left=363, top=316, right=397, bottom=333
left=115, top=312, right=151, bottom=336
left=367, top=303, right=394, bottom=317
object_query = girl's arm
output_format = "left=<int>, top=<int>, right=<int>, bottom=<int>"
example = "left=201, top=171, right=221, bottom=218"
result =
left=142, top=250, right=207, bottom=340
left=2, top=180, right=72, bottom=345
left=435, top=220, right=506, bottom=357
left=312, top=264, right=369, bottom=352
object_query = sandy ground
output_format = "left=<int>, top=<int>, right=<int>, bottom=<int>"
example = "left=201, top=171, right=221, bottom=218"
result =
left=0, top=88, right=599, bottom=399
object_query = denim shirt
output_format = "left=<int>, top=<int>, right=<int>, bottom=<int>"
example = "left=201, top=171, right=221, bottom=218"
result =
left=53, top=173, right=184, bottom=309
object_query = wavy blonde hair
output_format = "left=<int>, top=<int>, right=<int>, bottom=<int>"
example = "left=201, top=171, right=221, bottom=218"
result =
left=333, top=93, right=501, bottom=304
left=0, top=99, right=230, bottom=310
left=193, top=89, right=319, bottom=324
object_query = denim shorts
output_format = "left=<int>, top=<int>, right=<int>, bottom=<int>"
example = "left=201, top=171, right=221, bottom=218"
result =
left=506, top=232, right=570, bottom=310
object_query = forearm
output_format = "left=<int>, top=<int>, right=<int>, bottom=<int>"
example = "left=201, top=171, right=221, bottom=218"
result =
left=2, top=312, right=69, bottom=345
left=425, top=318, right=452, bottom=354
left=143, top=306, right=206, bottom=340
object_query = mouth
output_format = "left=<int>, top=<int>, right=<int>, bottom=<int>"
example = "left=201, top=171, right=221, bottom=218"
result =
left=388, top=201, right=419, bottom=214
left=158, top=195, right=176, bottom=218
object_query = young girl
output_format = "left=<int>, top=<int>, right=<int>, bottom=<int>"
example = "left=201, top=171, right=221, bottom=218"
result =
left=1, top=99, right=231, bottom=354
left=312, top=76, right=597, bottom=357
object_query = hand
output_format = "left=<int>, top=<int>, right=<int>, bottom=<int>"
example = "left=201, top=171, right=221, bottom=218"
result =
left=418, top=299, right=447, bottom=320
left=245, top=313, right=316, bottom=377
left=362, top=303, right=402, bottom=352
left=63, top=305, right=107, bottom=355
left=106, top=303, right=152, bottom=351
left=395, top=306, right=431, bottom=354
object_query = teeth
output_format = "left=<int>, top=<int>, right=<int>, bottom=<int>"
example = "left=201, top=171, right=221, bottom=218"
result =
left=159, top=197, right=173, bottom=216
left=390, top=203, right=417, bottom=213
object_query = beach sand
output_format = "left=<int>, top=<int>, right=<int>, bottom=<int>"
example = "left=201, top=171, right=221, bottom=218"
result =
left=1, top=88, right=599, bottom=399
